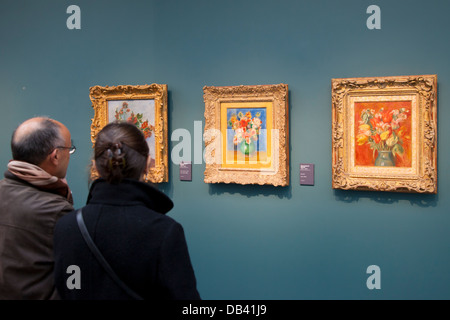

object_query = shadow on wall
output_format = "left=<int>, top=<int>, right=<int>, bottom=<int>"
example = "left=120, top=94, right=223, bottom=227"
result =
left=153, top=90, right=174, bottom=199
left=334, top=189, right=438, bottom=208
left=208, top=182, right=292, bottom=199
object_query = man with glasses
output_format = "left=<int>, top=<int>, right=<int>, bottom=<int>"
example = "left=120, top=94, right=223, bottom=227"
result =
left=0, top=117, right=75, bottom=299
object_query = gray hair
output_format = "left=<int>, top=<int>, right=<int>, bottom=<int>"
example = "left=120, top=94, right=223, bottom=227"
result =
left=11, top=118, right=65, bottom=165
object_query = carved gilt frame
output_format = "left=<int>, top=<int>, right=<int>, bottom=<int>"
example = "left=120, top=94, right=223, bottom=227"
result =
left=331, top=75, right=437, bottom=193
left=203, top=84, right=289, bottom=186
left=90, top=84, right=169, bottom=183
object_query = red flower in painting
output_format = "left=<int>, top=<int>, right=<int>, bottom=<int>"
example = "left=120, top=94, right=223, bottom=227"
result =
left=370, top=117, right=381, bottom=129
left=372, top=133, right=381, bottom=144
left=382, top=111, right=393, bottom=124
left=240, top=118, right=249, bottom=128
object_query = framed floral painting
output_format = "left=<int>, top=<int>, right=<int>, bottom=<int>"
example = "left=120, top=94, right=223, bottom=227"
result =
left=89, top=84, right=168, bottom=183
left=203, top=84, right=289, bottom=186
left=331, top=75, right=437, bottom=193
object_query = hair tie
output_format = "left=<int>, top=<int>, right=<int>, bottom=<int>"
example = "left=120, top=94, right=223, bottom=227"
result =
left=115, top=143, right=122, bottom=155
left=107, top=149, right=114, bottom=170
left=106, top=144, right=126, bottom=171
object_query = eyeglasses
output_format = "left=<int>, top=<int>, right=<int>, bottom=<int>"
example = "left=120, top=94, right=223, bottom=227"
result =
left=54, top=140, right=76, bottom=154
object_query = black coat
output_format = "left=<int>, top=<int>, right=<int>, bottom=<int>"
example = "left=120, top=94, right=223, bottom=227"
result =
left=53, top=178, right=200, bottom=300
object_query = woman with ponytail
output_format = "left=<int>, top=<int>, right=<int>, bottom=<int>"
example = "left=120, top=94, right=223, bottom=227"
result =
left=53, top=122, right=200, bottom=300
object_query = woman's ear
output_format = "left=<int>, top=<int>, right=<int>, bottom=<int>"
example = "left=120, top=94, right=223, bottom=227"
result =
left=146, top=155, right=152, bottom=171
left=143, top=155, right=152, bottom=174
left=140, top=156, right=151, bottom=181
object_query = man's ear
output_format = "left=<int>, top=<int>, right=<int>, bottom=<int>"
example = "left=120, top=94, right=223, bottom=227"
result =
left=48, top=149, right=59, bottom=165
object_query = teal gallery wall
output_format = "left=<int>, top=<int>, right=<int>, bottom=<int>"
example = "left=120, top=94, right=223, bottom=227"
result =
left=1, top=0, right=449, bottom=299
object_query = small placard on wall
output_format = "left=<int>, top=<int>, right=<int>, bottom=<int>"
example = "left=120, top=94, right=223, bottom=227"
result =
left=300, top=163, right=314, bottom=185
left=180, top=161, right=192, bottom=181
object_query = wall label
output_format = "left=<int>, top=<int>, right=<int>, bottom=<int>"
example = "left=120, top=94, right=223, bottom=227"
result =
left=180, top=161, right=192, bottom=181
left=300, top=163, right=314, bottom=185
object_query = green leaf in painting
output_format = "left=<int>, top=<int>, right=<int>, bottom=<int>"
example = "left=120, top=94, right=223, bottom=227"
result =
left=392, top=144, right=404, bottom=157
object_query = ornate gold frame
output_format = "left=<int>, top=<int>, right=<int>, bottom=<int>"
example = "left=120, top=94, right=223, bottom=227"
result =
left=89, top=84, right=169, bottom=183
left=332, top=75, right=437, bottom=193
left=203, top=84, right=289, bottom=186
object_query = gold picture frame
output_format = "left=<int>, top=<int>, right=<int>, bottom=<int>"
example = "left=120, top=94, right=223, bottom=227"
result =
left=203, top=84, right=289, bottom=186
left=89, top=84, right=169, bottom=183
left=331, top=75, right=437, bottom=193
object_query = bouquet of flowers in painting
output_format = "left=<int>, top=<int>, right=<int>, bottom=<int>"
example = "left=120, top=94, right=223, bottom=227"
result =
left=114, top=102, right=154, bottom=139
left=356, top=106, right=410, bottom=167
left=228, top=110, right=263, bottom=156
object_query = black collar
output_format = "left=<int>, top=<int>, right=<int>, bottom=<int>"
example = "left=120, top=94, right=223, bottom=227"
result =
left=87, top=178, right=174, bottom=214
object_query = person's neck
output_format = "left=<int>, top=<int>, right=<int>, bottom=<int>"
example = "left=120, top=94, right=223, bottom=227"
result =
left=38, top=161, right=58, bottom=178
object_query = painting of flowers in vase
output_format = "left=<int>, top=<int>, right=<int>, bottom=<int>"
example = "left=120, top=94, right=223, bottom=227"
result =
left=108, top=99, right=156, bottom=168
left=354, top=101, right=412, bottom=168
left=221, top=101, right=273, bottom=170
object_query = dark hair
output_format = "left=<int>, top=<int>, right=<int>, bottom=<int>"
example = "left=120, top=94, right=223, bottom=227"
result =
left=94, top=121, right=149, bottom=184
left=11, top=118, right=64, bottom=165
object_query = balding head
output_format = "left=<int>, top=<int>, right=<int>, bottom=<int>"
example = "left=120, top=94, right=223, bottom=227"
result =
left=11, top=117, right=67, bottom=166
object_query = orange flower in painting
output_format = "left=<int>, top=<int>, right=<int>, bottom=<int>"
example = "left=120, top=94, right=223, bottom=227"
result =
left=240, top=118, right=249, bottom=128
left=370, top=117, right=380, bottom=128
left=372, top=133, right=381, bottom=144
left=382, top=111, right=393, bottom=124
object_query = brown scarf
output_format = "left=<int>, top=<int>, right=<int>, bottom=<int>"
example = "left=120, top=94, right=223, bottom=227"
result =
left=7, top=160, right=73, bottom=205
